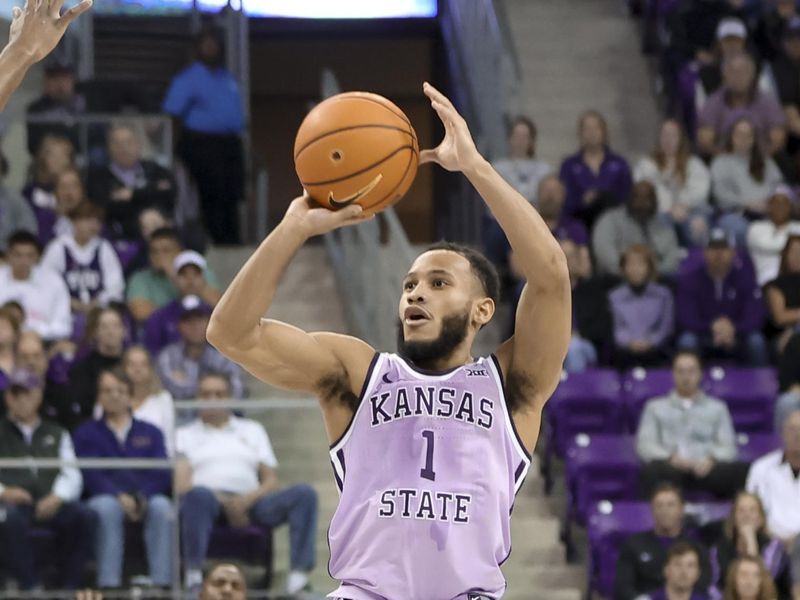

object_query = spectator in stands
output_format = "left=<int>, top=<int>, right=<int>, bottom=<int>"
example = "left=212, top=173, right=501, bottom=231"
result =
left=614, top=483, right=712, bottom=600
left=176, top=372, right=318, bottom=595
left=491, top=116, right=552, bottom=205
left=0, top=152, right=38, bottom=253
left=755, top=0, right=798, bottom=62
left=676, top=228, right=768, bottom=366
left=199, top=563, right=246, bottom=600
left=67, top=306, right=127, bottom=425
left=0, top=230, right=71, bottom=342
left=711, top=117, right=784, bottom=244
left=560, top=238, right=612, bottom=372
left=0, top=307, right=21, bottom=392
left=765, top=235, right=800, bottom=347
left=143, top=251, right=218, bottom=355
left=122, top=345, right=175, bottom=456
left=29, top=166, right=89, bottom=249
left=722, top=557, right=780, bottom=600
left=609, top=244, right=675, bottom=368
left=73, top=367, right=173, bottom=590
left=163, top=27, right=244, bottom=244
left=697, top=53, right=787, bottom=158
left=0, top=369, right=94, bottom=591
left=116, top=206, right=174, bottom=278
left=747, top=185, right=800, bottom=286
left=41, top=202, right=124, bottom=314
left=708, top=492, right=791, bottom=597
left=15, top=330, right=71, bottom=429
left=592, top=180, right=684, bottom=277
left=634, top=118, right=711, bottom=246
left=87, top=123, right=176, bottom=241
left=770, top=17, right=800, bottom=175
left=746, top=409, right=800, bottom=600
left=668, top=0, right=749, bottom=70
left=637, top=350, right=747, bottom=498
left=157, top=296, right=243, bottom=400
left=22, top=135, right=76, bottom=245
left=559, top=110, right=633, bottom=226
left=26, top=60, right=85, bottom=156
left=776, top=333, right=800, bottom=431
left=126, top=227, right=221, bottom=322
left=643, top=542, right=707, bottom=600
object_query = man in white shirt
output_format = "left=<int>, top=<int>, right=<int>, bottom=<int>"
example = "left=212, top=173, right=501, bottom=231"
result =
left=0, top=369, right=94, bottom=590
left=0, top=230, right=72, bottom=341
left=746, top=185, right=800, bottom=286
left=746, top=409, right=800, bottom=599
left=176, top=372, right=318, bottom=596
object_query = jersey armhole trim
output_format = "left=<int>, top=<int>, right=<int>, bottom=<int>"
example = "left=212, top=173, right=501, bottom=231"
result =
left=329, top=352, right=383, bottom=451
left=489, top=354, right=533, bottom=463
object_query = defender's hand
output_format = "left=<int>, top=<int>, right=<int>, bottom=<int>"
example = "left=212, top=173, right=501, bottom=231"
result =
left=420, top=82, right=482, bottom=173
left=284, top=192, right=370, bottom=239
left=7, top=0, right=93, bottom=65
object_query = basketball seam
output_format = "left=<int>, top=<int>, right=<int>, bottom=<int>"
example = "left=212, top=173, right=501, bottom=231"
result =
left=300, top=145, right=417, bottom=186
left=331, top=94, right=412, bottom=128
left=294, top=124, right=415, bottom=161
left=359, top=146, right=416, bottom=211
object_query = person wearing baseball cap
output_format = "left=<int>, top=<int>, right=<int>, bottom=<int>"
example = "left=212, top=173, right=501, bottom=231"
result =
left=141, top=251, right=216, bottom=356
left=747, top=183, right=800, bottom=285
left=0, top=369, right=95, bottom=591
left=676, top=227, right=769, bottom=366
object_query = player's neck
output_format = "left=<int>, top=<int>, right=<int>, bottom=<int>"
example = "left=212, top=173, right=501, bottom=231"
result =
left=411, top=347, right=474, bottom=372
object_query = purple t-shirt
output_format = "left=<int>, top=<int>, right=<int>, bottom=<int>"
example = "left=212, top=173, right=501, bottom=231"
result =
left=142, top=299, right=183, bottom=356
left=552, top=216, right=589, bottom=246
left=327, top=353, right=531, bottom=600
left=697, top=87, right=787, bottom=145
left=559, top=149, right=633, bottom=217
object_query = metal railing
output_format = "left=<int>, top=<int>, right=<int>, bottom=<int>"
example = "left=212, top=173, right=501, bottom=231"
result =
left=316, top=69, right=417, bottom=351
left=0, top=398, right=320, bottom=600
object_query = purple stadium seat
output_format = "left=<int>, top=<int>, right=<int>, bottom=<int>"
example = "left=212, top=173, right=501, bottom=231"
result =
left=622, top=367, right=674, bottom=432
left=587, top=500, right=653, bottom=598
left=736, top=432, right=781, bottom=463
left=546, top=369, right=624, bottom=458
left=706, top=367, right=778, bottom=433
left=565, top=434, right=640, bottom=526
left=209, top=525, right=273, bottom=581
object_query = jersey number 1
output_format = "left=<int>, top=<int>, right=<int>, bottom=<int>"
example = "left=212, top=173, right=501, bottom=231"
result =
left=420, top=430, right=436, bottom=481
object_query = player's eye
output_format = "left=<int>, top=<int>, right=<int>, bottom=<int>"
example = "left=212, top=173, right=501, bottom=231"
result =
left=403, top=281, right=415, bottom=291
left=433, top=279, right=446, bottom=288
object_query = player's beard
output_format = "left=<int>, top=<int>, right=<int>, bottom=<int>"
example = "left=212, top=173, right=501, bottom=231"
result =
left=396, top=309, right=470, bottom=369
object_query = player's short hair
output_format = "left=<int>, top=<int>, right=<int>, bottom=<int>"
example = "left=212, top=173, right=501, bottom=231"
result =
left=666, top=541, right=699, bottom=564
left=68, top=201, right=105, bottom=222
left=425, top=241, right=500, bottom=306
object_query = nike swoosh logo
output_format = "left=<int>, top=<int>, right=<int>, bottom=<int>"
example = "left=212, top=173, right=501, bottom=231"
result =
left=328, top=173, right=383, bottom=209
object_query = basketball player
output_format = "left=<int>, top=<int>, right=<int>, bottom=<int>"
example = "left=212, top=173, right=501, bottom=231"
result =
left=208, top=83, right=571, bottom=600
left=0, top=0, right=92, bottom=111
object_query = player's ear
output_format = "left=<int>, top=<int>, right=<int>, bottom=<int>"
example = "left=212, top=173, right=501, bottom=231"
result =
left=473, top=297, right=495, bottom=327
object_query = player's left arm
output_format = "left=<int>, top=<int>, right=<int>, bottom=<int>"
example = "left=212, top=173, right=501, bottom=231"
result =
left=421, top=83, right=571, bottom=413
left=0, top=0, right=93, bottom=111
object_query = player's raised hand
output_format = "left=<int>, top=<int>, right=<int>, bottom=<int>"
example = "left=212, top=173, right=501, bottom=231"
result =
left=420, top=82, right=482, bottom=173
left=8, top=0, right=93, bottom=64
left=284, top=192, right=372, bottom=238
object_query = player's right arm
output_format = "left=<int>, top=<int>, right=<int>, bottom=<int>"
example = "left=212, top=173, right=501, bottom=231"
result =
left=206, top=194, right=375, bottom=396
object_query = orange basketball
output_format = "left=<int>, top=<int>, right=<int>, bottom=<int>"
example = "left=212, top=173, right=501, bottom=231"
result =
left=294, top=91, right=419, bottom=215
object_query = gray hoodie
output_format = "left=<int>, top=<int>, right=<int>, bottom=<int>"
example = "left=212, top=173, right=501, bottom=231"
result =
left=0, top=184, right=37, bottom=251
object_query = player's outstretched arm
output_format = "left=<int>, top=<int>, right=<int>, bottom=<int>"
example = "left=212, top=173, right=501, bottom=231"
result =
left=0, top=0, right=92, bottom=111
left=207, top=194, right=375, bottom=395
left=421, top=82, right=570, bottom=408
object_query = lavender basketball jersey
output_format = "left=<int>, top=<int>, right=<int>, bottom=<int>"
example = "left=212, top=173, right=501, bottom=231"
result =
left=327, top=353, right=531, bottom=600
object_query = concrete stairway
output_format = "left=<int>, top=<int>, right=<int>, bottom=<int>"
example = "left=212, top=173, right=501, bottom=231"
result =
left=207, top=244, right=580, bottom=599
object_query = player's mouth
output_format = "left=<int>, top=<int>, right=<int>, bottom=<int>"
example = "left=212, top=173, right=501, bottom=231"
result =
left=328, top=173, right=384, bottom=209
left=404, top=306, right=431, bottom=327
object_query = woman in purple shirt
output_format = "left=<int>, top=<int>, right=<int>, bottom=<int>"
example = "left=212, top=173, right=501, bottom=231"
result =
left=609, top=244, right=675, bottom=369
left=559, top=110, right=633, bottom=227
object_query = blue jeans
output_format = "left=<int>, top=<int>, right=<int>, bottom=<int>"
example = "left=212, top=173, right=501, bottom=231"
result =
left=716, top=212, right=751, bottom=248
left=181, top=485, right=318, bottom=572
left=775, top=390, right=800, bottom=432
left=0, top=501, right=95, bottom=590
left=677, top=330, right=769, bottom=366
left=563, top=334, right=598, bottom=373
left=87, top=494, right=174, bottom=587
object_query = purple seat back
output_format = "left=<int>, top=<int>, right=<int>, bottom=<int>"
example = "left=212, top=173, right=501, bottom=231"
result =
left=622, top=368, right=674, bottom=432
left=566, top=434, right=641, bottom=525
left=736, top=432, right=782, bottom=463
left=587, top=501, right=654, bottom=597
left=548, top=369, right=624, bottom=456
left=707, top=367, right=779, bottom=433
left=208, top=526, right=272, bottom=566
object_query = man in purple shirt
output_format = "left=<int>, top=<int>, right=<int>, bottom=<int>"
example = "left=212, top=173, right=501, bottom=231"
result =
left=696, top=52, right=787, bottom=157
left=645, top=542, right=708, bottom=600
left=558, top=110, right=633, bottom=226
left=676, top=228, right=768, bottom=365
